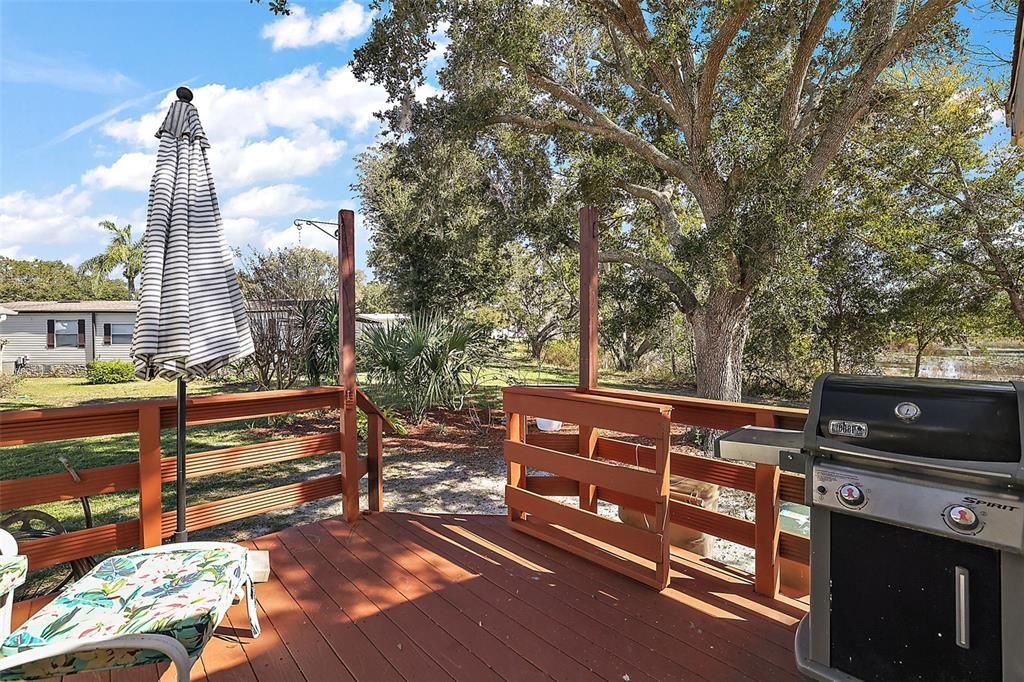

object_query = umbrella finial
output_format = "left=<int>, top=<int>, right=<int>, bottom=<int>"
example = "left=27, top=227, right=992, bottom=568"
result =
left=176, top=86, right=194, bottom=103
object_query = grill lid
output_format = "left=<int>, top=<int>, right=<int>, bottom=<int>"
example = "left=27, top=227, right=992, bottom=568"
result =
left=809, top=375, right=1023, bottom=465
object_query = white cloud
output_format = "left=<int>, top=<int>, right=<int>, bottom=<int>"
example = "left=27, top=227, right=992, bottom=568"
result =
left=103, top=66, right=388, bottom=148
left=86, top=64, right=382, bottom=194
left=261, top=2, right=373, bottom=50
left=212, top=126, right=347, bottom=189
left=81, top=152, right=154, bottom=192
left=222, top=184, right=329, bottom=218
left=0, top=185, right=109, bottom=256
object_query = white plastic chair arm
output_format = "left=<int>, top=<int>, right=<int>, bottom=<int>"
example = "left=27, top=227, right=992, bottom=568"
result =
left=0, top=633, right=195, bottom=682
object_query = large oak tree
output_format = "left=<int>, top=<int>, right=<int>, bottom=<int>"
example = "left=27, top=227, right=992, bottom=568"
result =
left=353, top=0, right=964, bottom=399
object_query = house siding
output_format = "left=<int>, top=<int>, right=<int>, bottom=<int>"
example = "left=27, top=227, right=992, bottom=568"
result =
left=0, top=312, right=94, bottom=372
left=93, top=312, right=136, bottom=362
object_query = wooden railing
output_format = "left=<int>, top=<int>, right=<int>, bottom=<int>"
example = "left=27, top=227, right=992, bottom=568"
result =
left=0, top=386, right=393, bottom=572
left=503, top=385, right=809, bottom=598
left=505, top=387, right=674, bottom=589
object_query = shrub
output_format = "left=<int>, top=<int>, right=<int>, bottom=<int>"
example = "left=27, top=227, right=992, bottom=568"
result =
left=86, top=360, right=136, bottom=384
left=360, top=312, right=490, bottom=423
left=0, top=372, right=22, bottom=398
left=541, top=338, right=578, bottom=368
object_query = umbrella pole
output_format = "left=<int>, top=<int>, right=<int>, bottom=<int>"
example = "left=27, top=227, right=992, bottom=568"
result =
left=174, top=377, right=188, bottom=542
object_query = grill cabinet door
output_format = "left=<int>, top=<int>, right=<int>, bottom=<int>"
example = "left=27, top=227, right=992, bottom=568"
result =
left=830, top=513, right=1002, bottom=681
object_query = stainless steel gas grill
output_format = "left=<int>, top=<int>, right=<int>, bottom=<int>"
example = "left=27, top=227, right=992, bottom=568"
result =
left=716, top=374, right=1024, bottom=682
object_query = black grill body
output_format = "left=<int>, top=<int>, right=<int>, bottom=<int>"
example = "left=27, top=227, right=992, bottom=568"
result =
left=813, top=375, right=1022, bottom=465
left=793, top=375, right=1024, bottom=682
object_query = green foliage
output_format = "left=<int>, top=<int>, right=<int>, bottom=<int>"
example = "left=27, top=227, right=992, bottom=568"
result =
left=0, top=257, right=129, bottom=301
left=498, top=245, right=578, bottom=359
left=79, top=221, right=143, bottom=298
left=238, top=246, right=337, bottom=390
left=541, top=338, right=578, bottom=368
left=598, top=264, right=674, bottom=372
left=357, top=143, right=517, bottom=312
left=0, top=372, right=22, bottom=399
left=360, top=312, right=491, bottom=422
left=85, top=360, right=136, bottom=385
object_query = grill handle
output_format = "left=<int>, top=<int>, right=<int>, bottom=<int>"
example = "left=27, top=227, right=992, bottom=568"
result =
left=955, top=566, right=970, bottom=649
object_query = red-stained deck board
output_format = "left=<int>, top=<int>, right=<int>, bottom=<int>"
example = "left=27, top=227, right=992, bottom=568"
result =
left=14, top=513, right=806, bottom=681
left=295, top=522, right=504, bottom=682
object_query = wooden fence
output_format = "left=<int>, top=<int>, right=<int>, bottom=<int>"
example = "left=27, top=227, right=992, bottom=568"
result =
left=503, top=384, right=809, bottom=598
left=0, top=386, right=393, bottom=572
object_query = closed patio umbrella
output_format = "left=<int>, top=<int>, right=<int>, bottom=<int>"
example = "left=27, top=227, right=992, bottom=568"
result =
left=131, top=87, right=254, bottom=543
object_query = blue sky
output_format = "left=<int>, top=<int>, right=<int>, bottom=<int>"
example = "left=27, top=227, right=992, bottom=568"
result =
left=0, top=1, right=1016, bottom=275
left=0, top=0, right=425, bottom=271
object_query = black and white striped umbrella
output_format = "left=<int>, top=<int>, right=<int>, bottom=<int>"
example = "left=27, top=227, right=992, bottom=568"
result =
left=131, top=87, right=253, bottom=542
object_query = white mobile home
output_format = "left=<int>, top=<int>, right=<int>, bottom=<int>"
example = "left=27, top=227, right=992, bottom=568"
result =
left=0, top=300, right=137, bottom=374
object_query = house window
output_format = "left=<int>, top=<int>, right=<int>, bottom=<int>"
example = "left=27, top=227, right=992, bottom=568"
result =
left=54, top=320, right=78, bottom=347
left=111, top=323, right=133, bottom=345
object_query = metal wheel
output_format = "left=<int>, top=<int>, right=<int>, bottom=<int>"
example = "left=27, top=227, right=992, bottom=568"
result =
left=0, top=509, right=96, bottom=598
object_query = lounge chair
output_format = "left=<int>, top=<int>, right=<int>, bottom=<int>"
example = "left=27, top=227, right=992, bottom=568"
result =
left=0, top=529, right=259, bottom=681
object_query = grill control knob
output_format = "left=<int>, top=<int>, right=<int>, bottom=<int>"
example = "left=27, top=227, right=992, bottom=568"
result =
left=837, top=483, right=865, bottom=508
left=945, top=505, right=981, bottom=533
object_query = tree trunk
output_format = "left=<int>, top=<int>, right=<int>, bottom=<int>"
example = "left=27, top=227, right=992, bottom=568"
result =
left=914, top=342, right=925, bottom=378
left=687, top=290, right=750, bottom=402
left=127, top=275, right=136, bottom=298
left=528, top=336, right=545, bottom=360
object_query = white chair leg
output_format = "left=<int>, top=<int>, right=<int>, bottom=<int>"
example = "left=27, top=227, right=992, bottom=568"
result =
left=244, top=576, right=261, bottom=638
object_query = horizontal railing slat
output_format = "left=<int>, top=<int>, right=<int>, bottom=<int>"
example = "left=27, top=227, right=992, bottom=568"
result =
left=597, top=436, right=806, bottom=503
left=525, top=431, right=578, bottom=453
left=506, top=440, right=664, bottom=500
left=588, top=387, right=808, bottom=432
left=160, top=474, right=345, bottom=535
left=0, top=386, right=346, bottom=446
left=160, top=433, right=342, bottom=482
left=158, top=387, right=343, bottom=429
left=503, top=386, right=671, bottom=438
left=20, top=520, right=141, bottom=570
left=524, top=475, right=580, bottom=496
left=1, top=462, right=139, bottom=511
left=506, top=485, right=663, bottom=561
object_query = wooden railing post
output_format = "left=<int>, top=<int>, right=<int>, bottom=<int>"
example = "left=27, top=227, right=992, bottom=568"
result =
left=367, top=413, right=384, bottom=512
left=653, top=415, right=672, bottom=589
left=753, top=412, right=781, bottom=597
left=506, top=412, right=526, bottom=522
left=138, top=405, right=163, bottom=548
left=578, top=206, right=600, bottom=511
left=338, top=209, right=360, bottom=523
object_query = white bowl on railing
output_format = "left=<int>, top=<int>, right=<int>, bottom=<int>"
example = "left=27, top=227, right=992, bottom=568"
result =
left=535, top=418, right=563, bottom=432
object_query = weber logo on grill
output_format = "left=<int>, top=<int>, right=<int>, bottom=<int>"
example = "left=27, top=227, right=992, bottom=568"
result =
left=828, top=420, right=868, bottom=439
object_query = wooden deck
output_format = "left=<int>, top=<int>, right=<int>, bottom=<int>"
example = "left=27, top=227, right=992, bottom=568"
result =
left=16, top=512, right=807, bottom=682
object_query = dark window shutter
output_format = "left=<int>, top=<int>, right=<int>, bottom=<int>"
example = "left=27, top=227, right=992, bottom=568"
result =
left=103, top=323, right=112, bottom=345
left=46, top=319, right=55, bottom=348
left=77, top=319, right=86, bottom=348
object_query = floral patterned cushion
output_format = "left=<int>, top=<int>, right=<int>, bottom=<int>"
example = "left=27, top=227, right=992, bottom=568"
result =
left=0, top=556, right=27, bottom=597
left=0, top=544, right=248, bottom=681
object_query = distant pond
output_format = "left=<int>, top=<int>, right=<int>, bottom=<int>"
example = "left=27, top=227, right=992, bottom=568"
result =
left=879, top=353, right=1023, bottom=381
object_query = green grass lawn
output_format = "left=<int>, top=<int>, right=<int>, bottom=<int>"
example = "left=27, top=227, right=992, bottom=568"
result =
left=0, top=376, right=236, bottom=411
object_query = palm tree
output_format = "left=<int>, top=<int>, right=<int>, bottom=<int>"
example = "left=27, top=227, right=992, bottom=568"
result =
left=79, top=221, right=143, bottom=298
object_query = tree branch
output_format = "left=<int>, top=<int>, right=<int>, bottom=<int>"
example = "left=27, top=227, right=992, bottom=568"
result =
left=779, top=0, right=837, bottom=138
left=693, top=2, right=751, bottom=150
left=799, top=0, right=959, bottom=195
left=613, top=179, right=686, bottom=251
left=517, top=68, right=703, bottom=192
left=598, top=249, right=699, bottom=312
